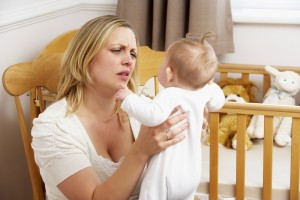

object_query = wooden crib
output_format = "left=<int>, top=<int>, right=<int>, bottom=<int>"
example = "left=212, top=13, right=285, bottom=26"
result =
left=197, top=64, right=300, bottom=200
left=137, top=47, right=300, bottom=200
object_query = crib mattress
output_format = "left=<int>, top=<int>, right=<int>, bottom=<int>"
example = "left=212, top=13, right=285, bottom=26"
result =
left=198, top=139, right=297, bottom=200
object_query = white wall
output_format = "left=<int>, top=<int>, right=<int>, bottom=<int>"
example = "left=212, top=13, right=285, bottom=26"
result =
left=219, top=23, right=300, bottom=67
left=0, top=0, right=40, bottom=11
left=0, top=0, right=300, bottom=199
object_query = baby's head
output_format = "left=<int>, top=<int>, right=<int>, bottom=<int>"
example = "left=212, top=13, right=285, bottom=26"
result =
left=158, top=32, right=218, bottom=90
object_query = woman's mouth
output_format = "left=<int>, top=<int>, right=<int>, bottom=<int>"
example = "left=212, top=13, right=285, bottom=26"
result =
left=117, top=71, right=130, bottom=80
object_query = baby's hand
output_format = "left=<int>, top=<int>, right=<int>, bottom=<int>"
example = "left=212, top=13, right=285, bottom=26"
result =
left=115, top=86, right=133, bottom=100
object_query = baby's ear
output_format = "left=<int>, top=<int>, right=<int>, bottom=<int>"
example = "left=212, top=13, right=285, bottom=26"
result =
left=166, top=66, right=174, bottom=82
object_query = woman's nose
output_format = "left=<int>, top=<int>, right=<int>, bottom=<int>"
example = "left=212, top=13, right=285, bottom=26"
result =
left=123, top=53, right=134, bottom=66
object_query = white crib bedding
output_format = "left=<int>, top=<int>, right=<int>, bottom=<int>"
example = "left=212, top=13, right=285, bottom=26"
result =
left=197, top=139, right=296, bottom=200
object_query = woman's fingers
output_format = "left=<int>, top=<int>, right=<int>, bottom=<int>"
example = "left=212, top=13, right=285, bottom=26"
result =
left=136, top=107, right=188, bottom=157
left=159, top=107, right=187, bottom=132
left=164, top=122, right=188, bottom=145
left=160, top=107, right=188, bottom=146
left=164, top=130, right=171, bottom=141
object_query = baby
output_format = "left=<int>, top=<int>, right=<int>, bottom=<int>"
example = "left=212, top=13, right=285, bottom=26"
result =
left=116, top=32, right=225, bottom=200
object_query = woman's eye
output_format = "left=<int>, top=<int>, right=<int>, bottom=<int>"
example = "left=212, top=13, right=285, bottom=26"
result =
left=112, top=49, right=121, bottom=53
left=131, top=52, right=137, bottom=59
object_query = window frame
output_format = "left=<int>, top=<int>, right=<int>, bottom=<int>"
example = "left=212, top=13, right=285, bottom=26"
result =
left=231, top=0, right=300, bottom=24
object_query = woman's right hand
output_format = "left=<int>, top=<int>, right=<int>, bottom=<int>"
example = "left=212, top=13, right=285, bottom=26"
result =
left=133, top=107, right=188, bottom=161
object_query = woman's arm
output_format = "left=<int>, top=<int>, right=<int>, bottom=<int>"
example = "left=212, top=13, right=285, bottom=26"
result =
left=57, top=108, right=188, bottom=200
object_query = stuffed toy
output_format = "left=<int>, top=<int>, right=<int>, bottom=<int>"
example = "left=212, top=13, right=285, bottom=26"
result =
left=247, top=65, right=300, bottom=146
left=205, top=78, right=257, bottom=150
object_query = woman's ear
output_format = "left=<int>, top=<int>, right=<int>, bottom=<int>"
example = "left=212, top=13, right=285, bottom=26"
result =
left=166, top=66, right=174, bottom=82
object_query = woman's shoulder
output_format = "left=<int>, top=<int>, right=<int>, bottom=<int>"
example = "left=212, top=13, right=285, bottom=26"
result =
left=38, top=98, right=68, bottom=119
left=32, top=98, right=73, bottom=130
left=32, top=98, right=84, bottom=139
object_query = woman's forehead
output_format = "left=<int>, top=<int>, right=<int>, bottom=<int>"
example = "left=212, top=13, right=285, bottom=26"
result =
left=106, top=27, right=137, bottom=49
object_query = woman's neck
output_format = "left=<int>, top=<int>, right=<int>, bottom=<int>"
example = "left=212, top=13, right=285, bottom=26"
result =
left=78, top=88, right=118, bottom=121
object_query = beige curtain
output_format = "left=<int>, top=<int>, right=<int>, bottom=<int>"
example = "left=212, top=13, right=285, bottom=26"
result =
left=117, top=0, right=234, bottom=54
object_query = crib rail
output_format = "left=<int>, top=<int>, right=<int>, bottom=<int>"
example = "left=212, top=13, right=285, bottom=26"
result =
left=209, top=102, right=300, bottom=200
left=218, top=63, right=300, bottom=96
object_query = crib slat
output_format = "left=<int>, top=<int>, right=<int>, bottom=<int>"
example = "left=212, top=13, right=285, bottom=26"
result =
left=290, top=118, right=300, bottom=200
left=263, top=74, right=271, bottom=96
left=263, top=116, right=273, bottom=200
left=236, top=114, right=246, bottom=200
left=241, top=73, right=249, bottom=81
left=209, top=112, right=219, bottom=200
left=220, top=72, right=228, bottom=81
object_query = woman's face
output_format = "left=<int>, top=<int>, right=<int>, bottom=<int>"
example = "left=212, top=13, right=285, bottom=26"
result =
left=89, top=27, right=137, bottom=95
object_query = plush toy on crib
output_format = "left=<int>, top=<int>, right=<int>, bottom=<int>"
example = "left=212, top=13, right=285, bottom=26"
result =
left=247, top=65, right=300, bottom=146
left=205, top=78, right=257, bottom=150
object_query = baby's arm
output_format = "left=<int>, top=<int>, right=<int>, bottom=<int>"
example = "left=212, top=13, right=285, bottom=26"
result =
left=206, top=83, right=225, bottom=111
left=115, top=86, right=133, bottom=101
left=121, top=89, right=175, bottom=127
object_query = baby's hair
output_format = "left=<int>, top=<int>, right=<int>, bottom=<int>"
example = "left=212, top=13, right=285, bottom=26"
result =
left=186, top=32, right=216, bottom=46
left=167, top=32, right=218, bottom=89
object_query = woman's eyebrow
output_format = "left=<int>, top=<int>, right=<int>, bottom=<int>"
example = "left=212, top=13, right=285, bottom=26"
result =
left=111, top=44, right=137, bottom=53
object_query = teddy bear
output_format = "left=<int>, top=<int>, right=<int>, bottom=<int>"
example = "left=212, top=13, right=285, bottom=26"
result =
left=247, top=65, right=300, bottom=146
left=205, top=78, right=257, bottom=150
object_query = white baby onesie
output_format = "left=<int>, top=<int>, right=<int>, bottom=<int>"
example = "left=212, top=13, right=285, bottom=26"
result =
left=121, top=83, right=225, bottom=200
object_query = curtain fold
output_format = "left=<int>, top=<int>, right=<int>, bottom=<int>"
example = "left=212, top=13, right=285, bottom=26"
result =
left=117, top=0, right=234, bottom=54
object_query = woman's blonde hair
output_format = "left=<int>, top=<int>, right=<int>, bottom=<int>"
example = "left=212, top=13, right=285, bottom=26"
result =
left=57, top=15, right=139, bottom=115
left=167, top=32, right=218, bottom=89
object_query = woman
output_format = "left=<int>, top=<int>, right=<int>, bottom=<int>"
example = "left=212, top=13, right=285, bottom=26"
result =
left=31, top=15, right=188, bottom=200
